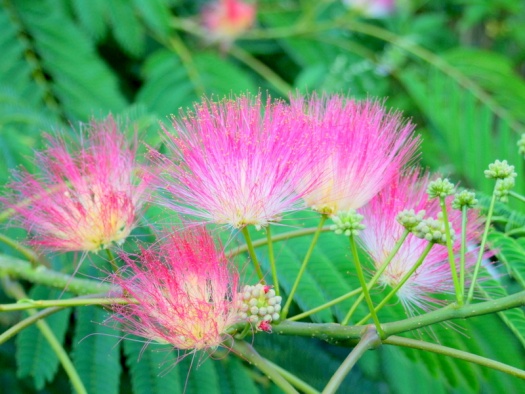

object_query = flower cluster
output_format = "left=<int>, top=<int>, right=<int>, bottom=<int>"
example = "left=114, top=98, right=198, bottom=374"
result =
left=201, top=0, right=256, bottom=50
left=149, top=94, right=321, bottom=230
left=111, top=229, right=242, bottom=352
left=359, top=169, right=483, bottom=314
left=290, top=94, right=419, bottom=215
left=3, top=116, right=148, bottom=252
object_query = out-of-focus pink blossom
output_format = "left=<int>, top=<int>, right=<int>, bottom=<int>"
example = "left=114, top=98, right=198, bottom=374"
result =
left=111, top=228, right=242, bottom=353
left=358, top=169, right=483, bottom=313
left=201, top=0, right=256, bottom=48
left=343, top=0, right=395, bottom=18
left=290, top=94, right=419, bottom=215
left=149, top=94, right=319, bottom=230
left=3, top=116, right=148, bottom=252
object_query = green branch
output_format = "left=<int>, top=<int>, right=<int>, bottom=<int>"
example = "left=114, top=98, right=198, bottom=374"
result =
left=229, top=340, right=299, bottom=393
left=275, top=291, right=525, bottom=341
left=2, top=279, right=87, bottom=393
left=0, top=255, right=114, bottom=295
left=322, top=327, right=381, bottom=394
left=384, top=336, right=525, bottom=380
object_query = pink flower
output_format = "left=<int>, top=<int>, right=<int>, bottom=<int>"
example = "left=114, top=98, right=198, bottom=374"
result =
left=149, top=94, right=319, bottom=229
left=358, top=169, right=483, bottom=313
left=201, top=0, right=256, bottom=49
left=111, top=228, right=241, bottom=352
left=342, top=0, right=396, bottom=18
left=290, top=94, right=419, bottom=215
left=4, top=116, right=148, bottom=252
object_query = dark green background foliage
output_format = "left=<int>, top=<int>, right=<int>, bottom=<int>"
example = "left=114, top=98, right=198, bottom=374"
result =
left=1, top=0, right=525, bottom=393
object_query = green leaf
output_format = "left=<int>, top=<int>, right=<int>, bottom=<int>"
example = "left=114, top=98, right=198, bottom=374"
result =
left=180, top=356, right=220, bottom=394
left=137, top=50, right=257, bottom=117
left=15, top=0, right=127, bottom=120
left=399, top=55, right=525, bottom=199
left=107, top=0, right=145, bottom=57
left=214, top=357, right=259, bottom=394
left=72, top=306, right=122, bottom=394
left=15, top=286, right=72, bottom=390
left=131, top=0, right=172, bottom=39
left=124, top=337, right=182, bottom=394
left=488, top=232, right=525, bottom=288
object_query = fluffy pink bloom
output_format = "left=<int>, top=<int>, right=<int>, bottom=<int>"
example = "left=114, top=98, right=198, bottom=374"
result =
left=111, top=228, right=241, bottom=352
left=290, top=94, right=419, bottom=215
left=343, top=0, right=396, bottom=18
left=150, top=94, right=319, bottom=229
left=4, top=116, right=148, bottom=252
left=201, top=0, right=256, bottom=49
left=358, top=169, right=483, bottom=313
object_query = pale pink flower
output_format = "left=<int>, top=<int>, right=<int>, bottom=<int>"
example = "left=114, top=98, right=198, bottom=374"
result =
left=342, top=0, right=396, bottom=18
left=290, top=94, right=419, bottom=215
left=201, top=0, right=256, bottom=49
left=111, top=228, right=241, bottom=353
left=150, top=94, right=319, bottom=229
left=358, top=169, right=483, bottom=313
left=4, top=116, right=148, bottom=252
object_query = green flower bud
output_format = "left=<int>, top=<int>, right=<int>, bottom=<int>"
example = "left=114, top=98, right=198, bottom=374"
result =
left=427, top=178, right=455, bottom=199
left=330, top=209, right=365, bottom=236
left=413, top=217, right=455, bottom=245
left=494, top=177, right=515, bottom=202
left=484, top=160, right=517, bottom=180
left=452, top=190, right=478, bottom=210
left=396, top=209, right=426, bottom=231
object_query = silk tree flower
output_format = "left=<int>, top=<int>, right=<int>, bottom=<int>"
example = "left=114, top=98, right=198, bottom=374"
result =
left=110, top=228, right=242, bottom=353
left=201, top=0, right=256, bottom=50
left=3, top=117, right=148, bottom=252
left=290, top=94, right=419, bottom=215
left=149, top=94, right=319, bottom=230
left=342, top=0, right=395, bottom=18
left=358, top=169, right=483, bottom=314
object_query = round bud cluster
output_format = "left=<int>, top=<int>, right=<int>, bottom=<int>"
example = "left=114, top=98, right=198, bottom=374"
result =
left=495, top=177, right=515, bottom=202
left=330, top=209, right=365, bottom=236
left=452, top=190, right=478, bottom=210
left=396, top=209, right=426, bottom=231
left=238, top=284, right=282, bottom=332
left=412, top=214, right=455, bottom=245
left=518, top=134, right=525, bottom=157
left=484, top=160, right=517, bottom=180
left=427, top=178, right=455, bottom=199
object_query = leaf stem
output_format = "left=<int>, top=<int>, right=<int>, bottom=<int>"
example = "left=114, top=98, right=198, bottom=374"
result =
left=341, top=230, right=409, bottom=325
left=322, top=327, right=381, bottom=394
left=241, top=227, right=265, bottom=282
left=348, top=235, right=384, bottom=337
left=229, top=45, right=292, bottom=96
left=467, top=185, right=497, bottom=303
left=281, top=215, right=327, bottom=319
left=266, top=226, right=279, bottom=296
left=384, top=335, right=525, bottom=380
left=439, top=196, right=462, bottom=304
